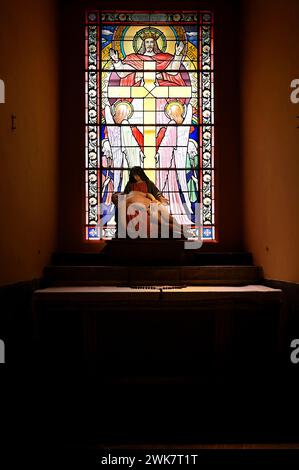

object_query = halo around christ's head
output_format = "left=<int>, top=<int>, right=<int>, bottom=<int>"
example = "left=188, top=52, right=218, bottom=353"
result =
left=112, top=25, right=188, bottom=60
left=120, top=25, right=176, bottom=57
left=133, top=27, right=167, bottom=54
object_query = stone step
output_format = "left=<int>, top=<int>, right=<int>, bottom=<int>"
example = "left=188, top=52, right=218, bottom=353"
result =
left=43, top=265, right=263, bottom=287
left=51, top=249, right=254, bottom=266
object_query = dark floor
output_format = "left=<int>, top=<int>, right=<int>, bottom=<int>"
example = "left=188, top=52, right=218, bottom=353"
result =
left=2, top=359, right=299, bottom=466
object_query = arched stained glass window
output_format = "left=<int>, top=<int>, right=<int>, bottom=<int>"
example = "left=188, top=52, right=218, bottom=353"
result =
left=85, top=10, right=215, bottom=240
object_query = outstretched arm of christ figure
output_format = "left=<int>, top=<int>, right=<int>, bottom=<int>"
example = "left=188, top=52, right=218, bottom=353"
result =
left=109, top=49, right=135, bottom=78
left=164, top=41, right=185, bottom=75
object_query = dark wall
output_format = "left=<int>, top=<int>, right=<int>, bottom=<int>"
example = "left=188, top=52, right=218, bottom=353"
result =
left=57, top=0, right=244, bottom=252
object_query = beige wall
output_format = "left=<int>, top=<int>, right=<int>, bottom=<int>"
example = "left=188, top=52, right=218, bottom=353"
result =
left=0, top=0, right=59, bottom=285
left=241, top=0, right=299, bottom=283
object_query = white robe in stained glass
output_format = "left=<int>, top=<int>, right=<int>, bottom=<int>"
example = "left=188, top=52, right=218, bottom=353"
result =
left=105, top=105, right=144, bottom=192
left=156, top=104, right=193, bottom=225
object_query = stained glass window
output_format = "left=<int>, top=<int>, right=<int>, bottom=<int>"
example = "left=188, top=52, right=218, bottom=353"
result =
left=85, top=10, right=215, bottom=240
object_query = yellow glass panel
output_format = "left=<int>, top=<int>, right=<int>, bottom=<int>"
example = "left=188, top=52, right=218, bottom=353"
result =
left=131, top=87, right=148, bottom=98
left=144, top=98, right=155, bottom=111
left=152, top=87, right=169, bottom=98
left=169, top=86, right=192, bottom=98
left=108, top=87, right=131, bottom=98
left=143, top=112, right=155, bottom=125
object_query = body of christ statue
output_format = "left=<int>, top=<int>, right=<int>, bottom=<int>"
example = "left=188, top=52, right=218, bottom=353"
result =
left=112, top=190, right=189, bottom=238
